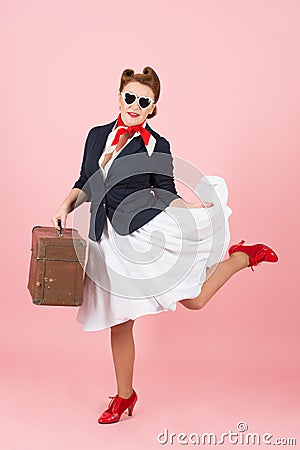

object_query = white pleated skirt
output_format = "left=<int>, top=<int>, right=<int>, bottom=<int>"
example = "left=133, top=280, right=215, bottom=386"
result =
left=75, top=175, right=233, bottom=331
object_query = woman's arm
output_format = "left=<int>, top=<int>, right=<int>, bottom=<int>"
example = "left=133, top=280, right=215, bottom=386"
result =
left=151, top=138, right=211, bottom=208
left=152, top=138, right=212, bottom=209
left=72, top=128, right=94, bottom=201
left=52, top=128, right=94, bottom=230
left=150, top=137, right=182, bottom=205
left=52, top=188, right=88, bottom=231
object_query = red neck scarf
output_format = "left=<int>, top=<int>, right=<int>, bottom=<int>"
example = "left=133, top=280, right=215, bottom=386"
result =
left=111, top=114, right=151, bottom=147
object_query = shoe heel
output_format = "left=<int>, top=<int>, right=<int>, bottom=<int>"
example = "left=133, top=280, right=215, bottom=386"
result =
left=127, top=400, right=137, bottom=416
left=228, top=239, right=245, bottom=255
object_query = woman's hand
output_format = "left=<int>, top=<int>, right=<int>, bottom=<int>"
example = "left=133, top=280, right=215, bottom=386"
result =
left=52, top=204, right=69, bottom=231
left=169, top=198, right=213, bottom=208
left=188, top=200, right=214, bottom=208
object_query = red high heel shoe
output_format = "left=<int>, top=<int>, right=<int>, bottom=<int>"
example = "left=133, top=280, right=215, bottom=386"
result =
left=228, top=239, right=278, bottom=271
left=98, top=389, right=138, bottom=424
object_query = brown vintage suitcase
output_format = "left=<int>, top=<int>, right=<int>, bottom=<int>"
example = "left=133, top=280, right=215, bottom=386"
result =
left=27, top=222, right=87, bottom=306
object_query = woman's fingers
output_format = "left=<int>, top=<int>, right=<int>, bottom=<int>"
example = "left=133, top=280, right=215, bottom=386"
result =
left=192, top=200, right=214, bottom=208
left=52, top=211, right=67, bottom=230
left=52, top=215, right=61, bottom=230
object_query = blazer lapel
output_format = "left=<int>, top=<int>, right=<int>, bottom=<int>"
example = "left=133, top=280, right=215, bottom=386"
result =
left=114, top=135, right=145, bottom=160
left=88, top=120, right=115, bottom=175
left=93, top=118, right=154, bottom=184
left=104, top=135, right=145, bottom=186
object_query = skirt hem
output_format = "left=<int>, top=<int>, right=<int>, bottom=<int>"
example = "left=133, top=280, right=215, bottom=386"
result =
left=75, top=282, right=203, bottom=332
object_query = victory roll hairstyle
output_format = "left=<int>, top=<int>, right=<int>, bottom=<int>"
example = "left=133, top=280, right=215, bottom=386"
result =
left=119, top=66, right=160, bottom=119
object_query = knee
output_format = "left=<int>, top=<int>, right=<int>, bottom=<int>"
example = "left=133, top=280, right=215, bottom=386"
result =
left=193, top=291, right=209, bottom=310
left=179, top=297, right=207, bottom=311
left=189, top=302, right=206, bottom=311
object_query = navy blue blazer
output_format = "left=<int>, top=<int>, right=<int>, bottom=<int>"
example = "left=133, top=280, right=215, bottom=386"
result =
left=72, top=118, right=182, bottom=242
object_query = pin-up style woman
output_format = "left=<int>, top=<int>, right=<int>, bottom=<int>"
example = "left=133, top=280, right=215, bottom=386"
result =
left=52, top=66, right=278, bottom=424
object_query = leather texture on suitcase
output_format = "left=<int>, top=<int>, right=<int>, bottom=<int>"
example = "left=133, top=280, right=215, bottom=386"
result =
left=27, top=225, right=87, bottom=306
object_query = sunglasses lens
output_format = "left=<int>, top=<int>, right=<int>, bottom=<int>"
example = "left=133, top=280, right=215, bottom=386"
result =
left=139, top=97, right=152, bottom=109
left=124, top=92, right=136, bottom=105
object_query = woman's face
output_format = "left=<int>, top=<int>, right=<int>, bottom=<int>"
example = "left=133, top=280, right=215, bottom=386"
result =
left=118, top=81, right=156, bottom=127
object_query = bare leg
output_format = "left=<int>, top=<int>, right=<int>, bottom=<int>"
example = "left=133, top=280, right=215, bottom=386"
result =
left=110, top=319, right=135, bottom=399
left=179, top=252, right=250, bottom=310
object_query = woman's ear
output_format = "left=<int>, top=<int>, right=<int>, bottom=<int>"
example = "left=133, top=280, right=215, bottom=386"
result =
left=150, top=103, right=156, bottom=115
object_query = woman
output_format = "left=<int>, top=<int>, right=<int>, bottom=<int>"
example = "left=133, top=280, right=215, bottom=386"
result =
left=52, top=66, right=278, bottom=424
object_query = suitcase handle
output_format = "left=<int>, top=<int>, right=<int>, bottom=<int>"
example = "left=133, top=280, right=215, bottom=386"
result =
left=57, top=219, right=63, bottom=238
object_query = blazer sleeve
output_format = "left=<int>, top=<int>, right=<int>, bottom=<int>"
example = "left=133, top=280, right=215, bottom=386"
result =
left=150, top=137, right=182, bottom=206
left=72, top=128, right=93, bottom=202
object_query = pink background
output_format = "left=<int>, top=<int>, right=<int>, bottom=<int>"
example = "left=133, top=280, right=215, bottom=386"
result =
left=1, top=0, right=299, bottom=448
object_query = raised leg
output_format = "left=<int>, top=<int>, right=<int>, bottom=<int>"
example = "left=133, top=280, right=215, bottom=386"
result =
left=179, top=252, right=249, bottom=310
left=110, top=319, right=135, bottom=399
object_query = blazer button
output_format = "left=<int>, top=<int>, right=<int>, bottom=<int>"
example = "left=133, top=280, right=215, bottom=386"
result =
left=103, top=202, right=106, bottom=208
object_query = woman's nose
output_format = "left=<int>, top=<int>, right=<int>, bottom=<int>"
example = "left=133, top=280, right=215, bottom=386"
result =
left=131, top=101, right=140, bottom=111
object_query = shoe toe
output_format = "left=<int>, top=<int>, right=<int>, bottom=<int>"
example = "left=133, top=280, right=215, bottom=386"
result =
left=98, top=411, right=119, bottom=424
left=265, top=248, right=279, bottom=262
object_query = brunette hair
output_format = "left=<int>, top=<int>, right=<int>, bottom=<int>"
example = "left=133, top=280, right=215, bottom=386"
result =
left=119, top=66, right=160, bottom=119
